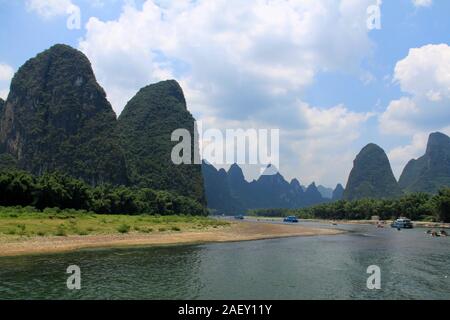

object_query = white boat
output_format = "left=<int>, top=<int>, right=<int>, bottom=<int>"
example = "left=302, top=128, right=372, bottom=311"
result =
left=391, top=217, right=413, bottom=229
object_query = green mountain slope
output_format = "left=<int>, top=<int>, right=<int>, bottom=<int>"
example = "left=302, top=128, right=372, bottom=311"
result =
left=399, top=132, right=450, bottom=194
left=117, top=80, right=205, bottom=204
left=343, top=143, right=402, bottom=200
left=0, top=44, right=127, bottom=185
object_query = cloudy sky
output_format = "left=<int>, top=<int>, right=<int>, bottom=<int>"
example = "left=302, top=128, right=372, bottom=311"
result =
left=1, top=0, right=449, bottom=188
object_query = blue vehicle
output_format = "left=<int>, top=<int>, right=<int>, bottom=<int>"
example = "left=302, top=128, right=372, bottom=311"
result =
left=283, top=216, right=299, bottom=223
left=391, top=217, right=413, bottom=229
left=234, top=215, right=245, bottom=220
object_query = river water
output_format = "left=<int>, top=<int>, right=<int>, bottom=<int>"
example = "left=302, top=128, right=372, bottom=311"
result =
left=0, top=222, right=449, bottom=299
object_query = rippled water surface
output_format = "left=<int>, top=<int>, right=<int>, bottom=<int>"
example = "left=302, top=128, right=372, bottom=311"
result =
left=0, top=222, right=449, bottom=299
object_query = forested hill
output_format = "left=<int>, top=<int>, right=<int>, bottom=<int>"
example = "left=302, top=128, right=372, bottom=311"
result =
left=399, top=132, right=450, bottom=194
left=343, top=144, right=402, bottom=201
left=0, top=44, right=127, bottom=185
left=117, top=80, right=205, bottom=204
left=0, top=44, right=205, bottom=212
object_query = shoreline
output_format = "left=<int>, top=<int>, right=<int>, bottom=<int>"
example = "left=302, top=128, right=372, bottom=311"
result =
left=248, top=217, right=450, bottom=229
left=0, top=221, right=344, bottom=257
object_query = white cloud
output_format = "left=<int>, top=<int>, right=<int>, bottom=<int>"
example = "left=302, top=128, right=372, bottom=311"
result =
left=412, top=0, right=432, bottom=7
left=379, top=97, right=420, bottom=135
left=380, top=44, right=450, bottom=136
left=0, top=64, right=14, bottom=82
left=199, top=101, right=372, bottom=186
left=388, top=132, right=429, bottom=178
left=388, top=126, right=450, bottom=178
left=78, top=0, right=375, bottom=186
left=282, top=103, right=373, bottom=185
left=0, top=63, right=14, bottom=100
left=26, top=0, right=78, bottom=19
left=381, top=43, right=450, bottom=178
left=79, top=0, right=374, bottom=116
left=394, top=44, right=450, bottom=101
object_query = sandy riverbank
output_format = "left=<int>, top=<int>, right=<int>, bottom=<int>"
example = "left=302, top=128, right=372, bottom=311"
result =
left=0, top=221, right=343, bottom=257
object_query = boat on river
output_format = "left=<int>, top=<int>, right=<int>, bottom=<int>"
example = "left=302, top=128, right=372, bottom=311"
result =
left=391, top=217, right=413, bottom=229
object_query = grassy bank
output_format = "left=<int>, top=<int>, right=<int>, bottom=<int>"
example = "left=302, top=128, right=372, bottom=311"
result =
left=0, top=207, right=344, bottom=257
left=0, top=206, right=228, bottom=240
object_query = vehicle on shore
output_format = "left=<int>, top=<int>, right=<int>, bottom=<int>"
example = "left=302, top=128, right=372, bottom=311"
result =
left=283, top=216, right=299, bottom=223
left=391, top=217, right=413, bottom=229
left=234, top=215, right=245, bottom=220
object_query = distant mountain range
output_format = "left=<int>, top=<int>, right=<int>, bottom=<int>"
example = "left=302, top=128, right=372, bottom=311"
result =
left=202, top=162, right=342, bottom=214
left=316, top=185, right=334, bottom=199
left=332, top=184, right=345, bottom=201
left=205, top=131, right=450, bottom=213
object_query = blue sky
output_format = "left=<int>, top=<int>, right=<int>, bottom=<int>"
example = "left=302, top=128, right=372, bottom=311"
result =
left=1, top=0, right=449, bottom=187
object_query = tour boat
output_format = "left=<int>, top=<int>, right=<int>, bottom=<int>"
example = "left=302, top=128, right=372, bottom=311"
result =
left=391, top=217, right=413, bottom=229
left=283, top=216, right=299, bottom=223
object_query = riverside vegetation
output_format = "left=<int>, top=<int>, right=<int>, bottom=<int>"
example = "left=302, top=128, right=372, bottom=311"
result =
left=250, top=187, right=450, bottom=223
left=248, top=132, right=450, bottom=223
left=0, top=170, right=205, bottom=216
left=0, top=206, right=227, bottom=238
left=1, top=44, right=450, bottom=228
left=0, top=44, right=205, bottom=221
left=0, top=170, right=217, bottom=238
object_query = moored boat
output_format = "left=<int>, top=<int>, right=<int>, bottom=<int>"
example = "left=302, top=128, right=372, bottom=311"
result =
left=283, top=216, right=299, bottom=223
left=391, top=217, right=413, bottom=229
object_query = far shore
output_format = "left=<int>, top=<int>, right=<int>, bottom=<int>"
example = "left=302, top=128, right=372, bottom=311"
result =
left=0, top=221, right=343, bottom=257
left=247, top=216, right=450, bottom=229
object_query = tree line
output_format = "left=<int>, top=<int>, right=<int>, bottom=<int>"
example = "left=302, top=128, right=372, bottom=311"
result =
left=249, top=189, right=450, bottom=223
left=0, top=170, right=206, bottom=216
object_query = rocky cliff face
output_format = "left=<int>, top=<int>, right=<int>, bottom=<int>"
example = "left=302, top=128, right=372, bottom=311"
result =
left=0, top=44, right=127, bottom=185
left=399, top=132, right=450, bottom=193
left=117, top=80, right=205, bottom=204
left=343, top=144, right=402, bottom=200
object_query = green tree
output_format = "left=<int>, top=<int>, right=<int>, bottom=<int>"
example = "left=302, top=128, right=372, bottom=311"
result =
left=0, top=170, right=35, bottom=206
left=434, top=188, right=450, bottom=222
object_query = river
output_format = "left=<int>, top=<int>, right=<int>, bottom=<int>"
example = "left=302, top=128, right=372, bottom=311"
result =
left=0, top=222, right=449, bottom=299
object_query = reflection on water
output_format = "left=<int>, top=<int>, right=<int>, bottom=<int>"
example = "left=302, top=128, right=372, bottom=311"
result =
left=0, top=223, right=449, bottom=299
